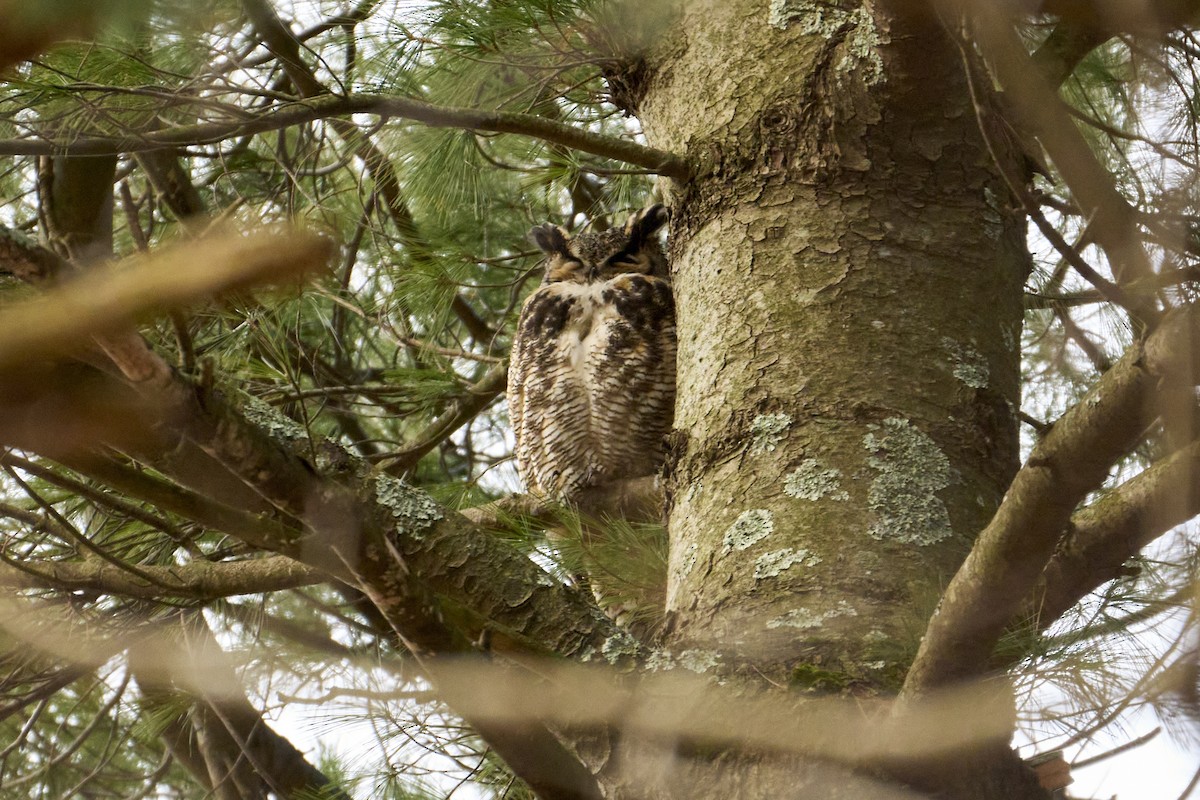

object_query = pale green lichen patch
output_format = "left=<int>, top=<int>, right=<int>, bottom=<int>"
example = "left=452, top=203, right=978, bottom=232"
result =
left=646, top=650, right=675, bottom=672
left=863, top=419, right=955, bottom=545
left=754, top=548, right=820, bottom=580
left=373, top=474, right=443, bottom=536
left=645, top=648, right=720, bottom=674
left=749, top=413, right=791, bottom=454
left=767, top=3, right=886, bottom=85
left=767, top=0, right=805, bottom=29
left=678, top=649, right=721, bottom=674
left=600, top=632, right=641, bottom=664
left=239, top=392, right=308, bottom=441
left=723, top=510, right=774, bottom=553
left=941, top=338, right=989, bottom=389
left=766, top=601, right=858, bottom=630
left=783, top=459, right=849, bottom=501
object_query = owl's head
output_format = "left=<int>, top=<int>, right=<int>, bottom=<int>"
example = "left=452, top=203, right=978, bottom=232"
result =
left=529, top=205, right=669, bottom=284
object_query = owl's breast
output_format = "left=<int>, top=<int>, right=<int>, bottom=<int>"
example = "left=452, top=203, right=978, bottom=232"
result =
left=556, top=275, right=673, bottom=374
left=508, top=274, right=676, bottom=498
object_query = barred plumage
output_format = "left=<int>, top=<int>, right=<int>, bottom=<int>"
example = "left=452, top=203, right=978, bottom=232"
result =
left=507, top=205, right=675, bottom=500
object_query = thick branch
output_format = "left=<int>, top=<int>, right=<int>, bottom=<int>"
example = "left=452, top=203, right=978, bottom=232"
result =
left=3, top=349, right=616, bottom=800
left=0, top=1, right=118, bottom=70
left=0, top=226, right=620, bottom=661
left=11, top=361, right=613, bottom=798
left=129, top=617, right=355, bottom=800
left=462, top=476, right=664, bottom=529
left=902, top=306, right=1200, bottom=696
left=1030, top=21, right=1109, bottom=87
left=1038, top=0, right=1200, bottom=36
left=0, top=94, right=690, bottom=180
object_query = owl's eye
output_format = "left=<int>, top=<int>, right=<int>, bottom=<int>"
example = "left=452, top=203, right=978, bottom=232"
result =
left=605, top=255, right=640, bottom=269
left=548, top=256, right=586, bottom=271
left=544, top=257, right=591, bottom=283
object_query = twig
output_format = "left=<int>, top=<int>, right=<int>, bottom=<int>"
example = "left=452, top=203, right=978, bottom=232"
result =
left=1071, top=727, right=1160, bottom=770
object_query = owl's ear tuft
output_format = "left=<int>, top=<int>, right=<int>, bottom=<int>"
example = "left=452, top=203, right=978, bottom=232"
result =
left=625, top=204, right=669, bottom=244
left=529, top=223, right=571, bottom=255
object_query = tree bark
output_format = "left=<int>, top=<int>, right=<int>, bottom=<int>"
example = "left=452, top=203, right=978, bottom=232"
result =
left=643, top=0, right=1026, bottom=686
left=631, top=1, right=1040, bottom=796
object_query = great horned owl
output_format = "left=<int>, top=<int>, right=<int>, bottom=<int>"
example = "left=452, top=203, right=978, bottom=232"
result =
left=507, top=205, right=675, bottom=500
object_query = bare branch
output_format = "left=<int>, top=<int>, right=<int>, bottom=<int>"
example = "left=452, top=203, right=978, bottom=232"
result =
left=381, top=364, right=507, bottom=475
left=1038, top=1, right=1200, bottom=37
left=462, top=476, right=664, bottom=529
left=964, top=3, right=1157, bottom=303
left=1030, top=21, right=1109, bottom=88
left=2, top=338, right=616, bottom=800
left=0, top=93, right=691, bottom=180
left=128, top=615, right=355, bottom=800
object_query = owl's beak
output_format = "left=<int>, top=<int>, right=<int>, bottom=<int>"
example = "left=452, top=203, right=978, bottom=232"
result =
left=587, top=264, right=600, bottom=281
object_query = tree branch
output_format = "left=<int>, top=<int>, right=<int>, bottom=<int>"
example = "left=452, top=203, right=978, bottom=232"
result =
left=964, top=3, right=1157, bottom=303
left=380, top=364, right=507, bottom=475
left=0, top=225, right=621, bottom=660
left=0, top=227, right=332, bottom=375
left=902, top=305, right=1200, bottom=697
left=1028, top=438, right=1200, bottom=628
left=7, top=353, right=615, bottom=798
left=1030, top=20, right=1109, bottom=88
left=0, top=1, right=126, bottom=70
left=0, top=554, right=322, bottom=601
left=1038, top=0, right=1200, bottom=37
left=2, top=339, right=617, bottom=800
left=0, top=93, right=690, bottom=180
left=129, top=615, right=355, bottom=800
left=462, top=476, right=664, bottom=529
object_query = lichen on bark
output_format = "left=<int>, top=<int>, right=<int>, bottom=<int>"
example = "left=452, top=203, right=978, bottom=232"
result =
left=783, top=459, right=849, bottom=501
left=864, top=418, right=956, bottom=546
left=373, top=474, right=444, bottom=536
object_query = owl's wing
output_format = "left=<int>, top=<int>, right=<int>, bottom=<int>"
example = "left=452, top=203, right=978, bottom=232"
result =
left=507, top=284, right=597, bottom=497
left=586, top=275, right=677, bottom=482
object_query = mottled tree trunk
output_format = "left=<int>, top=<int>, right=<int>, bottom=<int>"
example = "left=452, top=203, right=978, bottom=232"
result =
left=643, top=0, right=1025, bottom=690
left=626, top=0, right=1035, bottom=796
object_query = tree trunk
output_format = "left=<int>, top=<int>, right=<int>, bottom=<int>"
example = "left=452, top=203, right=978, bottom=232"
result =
left=628, top=0, right=1038, bottom=796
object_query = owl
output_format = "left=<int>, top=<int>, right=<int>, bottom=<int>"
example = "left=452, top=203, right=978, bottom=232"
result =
left=507, top=205, right=675, bottom=500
